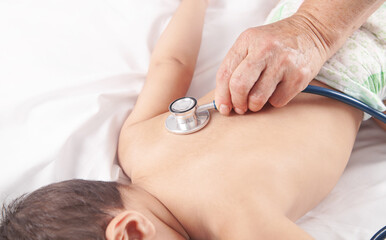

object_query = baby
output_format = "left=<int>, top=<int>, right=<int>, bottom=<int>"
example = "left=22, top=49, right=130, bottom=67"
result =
left=1, top=0, right=384, bottom=239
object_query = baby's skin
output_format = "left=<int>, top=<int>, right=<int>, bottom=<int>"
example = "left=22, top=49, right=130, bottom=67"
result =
left=117, top=80, right=363, bottom=240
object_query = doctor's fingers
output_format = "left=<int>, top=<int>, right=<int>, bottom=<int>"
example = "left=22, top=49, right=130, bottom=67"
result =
left=215, top=39, right=249, bottom=115
left=229, top=55, right=266, bottom=114
left=268, top=75, right=309, bottom=108
left=247, top=67, right=283, bottom=112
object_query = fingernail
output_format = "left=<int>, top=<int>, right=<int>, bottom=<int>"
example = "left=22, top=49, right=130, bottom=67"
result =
left=234, top=108, right=245, bottom=115
left=219, top=104, right=230, bottom=114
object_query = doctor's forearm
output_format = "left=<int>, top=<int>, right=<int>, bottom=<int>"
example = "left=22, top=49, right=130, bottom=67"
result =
left=292, top=0, right=384, bottom=59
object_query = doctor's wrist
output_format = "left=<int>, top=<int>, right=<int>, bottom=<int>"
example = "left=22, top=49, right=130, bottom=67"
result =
left=287, top=13, right=335, bottom=62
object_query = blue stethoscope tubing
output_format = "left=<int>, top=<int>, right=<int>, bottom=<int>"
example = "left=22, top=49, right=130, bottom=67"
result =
left=371, top=225, right=386, bottom=240
left=302, top=85, right=386, bottom=123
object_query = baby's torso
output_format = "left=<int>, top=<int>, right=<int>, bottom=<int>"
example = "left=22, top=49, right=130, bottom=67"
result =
left=119, top=105, right=298, bottom=238
left=118, top=86, right=361, bottom=238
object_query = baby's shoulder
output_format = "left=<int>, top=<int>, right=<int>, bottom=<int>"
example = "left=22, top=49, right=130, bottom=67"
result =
left=117, top=114, right=166, bottom=178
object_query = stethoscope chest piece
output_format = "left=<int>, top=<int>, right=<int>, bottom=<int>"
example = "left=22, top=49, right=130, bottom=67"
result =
left=165, top=97, right=215, bottom=135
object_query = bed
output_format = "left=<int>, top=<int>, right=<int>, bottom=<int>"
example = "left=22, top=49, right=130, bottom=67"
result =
left=0, top=0, right=385, bottom=238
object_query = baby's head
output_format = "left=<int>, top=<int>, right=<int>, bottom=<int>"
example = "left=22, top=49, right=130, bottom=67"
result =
left=0, top=179, right=188, bottom=240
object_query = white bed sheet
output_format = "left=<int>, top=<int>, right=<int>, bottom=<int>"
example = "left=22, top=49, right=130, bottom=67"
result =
left=0, top=0, right=385, bottom=239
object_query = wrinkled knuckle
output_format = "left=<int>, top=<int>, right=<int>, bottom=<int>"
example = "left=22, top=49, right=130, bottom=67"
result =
left=216, top=68, right=232, bottom=84
left=299, top=68, right=313, bottom=86
left=281, top=50, right=298, bottom=68
left=280, top=54, right=291, bottom=66
left=271, top=39, right=282, bottom=50
left=229, top=77, right=248, bottom=95
left=259, top=40, right=274, bottom=54
left=248, top=94, right=266, bottom=111
left=292, top=76, right=304, bottom=87
left=299, top=67, right=312, bottom=79
left=282, top=52, right=297, bottom=68
left=232, top=97, right=247, bottom=111
left=297, top=69, right=307, bottom=81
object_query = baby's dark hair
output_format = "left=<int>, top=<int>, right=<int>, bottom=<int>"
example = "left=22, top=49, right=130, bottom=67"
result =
left=0, top=179, right=125, bottom=240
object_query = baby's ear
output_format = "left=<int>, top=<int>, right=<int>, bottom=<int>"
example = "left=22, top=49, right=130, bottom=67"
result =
left=105, top=210, right=156, bottom=240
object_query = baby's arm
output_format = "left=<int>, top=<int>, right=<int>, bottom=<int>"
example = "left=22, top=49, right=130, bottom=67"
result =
left=125, top=0, right=208, bottom=126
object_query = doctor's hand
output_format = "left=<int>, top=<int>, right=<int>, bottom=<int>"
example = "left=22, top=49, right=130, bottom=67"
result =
left=215, top=15, right=330, bottom=115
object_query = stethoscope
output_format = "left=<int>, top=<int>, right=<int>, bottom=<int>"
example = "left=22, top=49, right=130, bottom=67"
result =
left=165, top=85, right=386, bottom=134
left=165, top=97, right=216, bottom=134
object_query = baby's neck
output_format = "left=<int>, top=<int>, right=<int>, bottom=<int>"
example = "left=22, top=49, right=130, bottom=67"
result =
left=119, top=184, right=191, bottom=239
left=130, top=182, right=219, bottom=240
